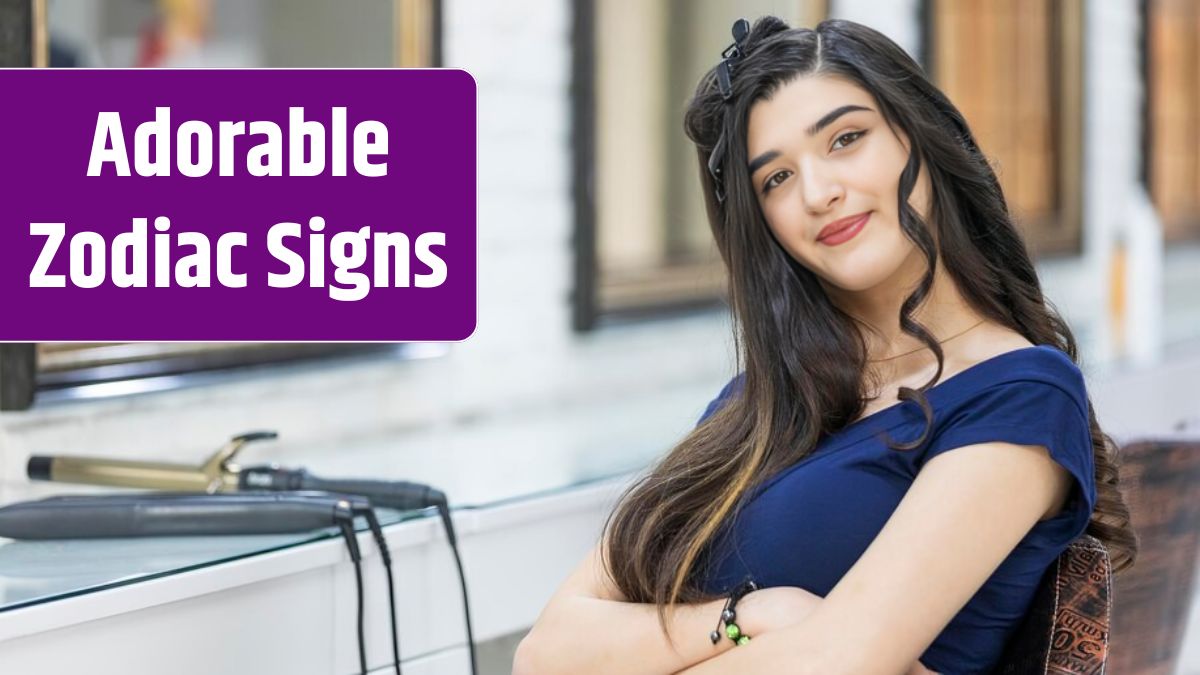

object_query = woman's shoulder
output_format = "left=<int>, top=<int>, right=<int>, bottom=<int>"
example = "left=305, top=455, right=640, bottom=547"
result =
left=931, top=340, right=1090, bottom=430
left=940, top=328, right=1085, bottom=397
left=962, top=343, right=1085, bottom=397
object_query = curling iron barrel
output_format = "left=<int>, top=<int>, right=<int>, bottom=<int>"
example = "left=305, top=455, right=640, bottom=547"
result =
left=27, top=455, right=238, bottom=492
left=26, top=430, right=447, bottom=512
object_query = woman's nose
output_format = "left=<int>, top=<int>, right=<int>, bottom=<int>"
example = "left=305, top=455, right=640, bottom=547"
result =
left=798, top=159, right=844, bottom=215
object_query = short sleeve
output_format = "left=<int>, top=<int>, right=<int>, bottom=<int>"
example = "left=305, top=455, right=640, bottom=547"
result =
left=921, top=378, right=1096, bottom=542
left=696, top=373, right=745, bottom=426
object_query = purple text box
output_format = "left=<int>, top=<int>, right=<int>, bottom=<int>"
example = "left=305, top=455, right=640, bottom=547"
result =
left=0, top=69, right=476, bottom=341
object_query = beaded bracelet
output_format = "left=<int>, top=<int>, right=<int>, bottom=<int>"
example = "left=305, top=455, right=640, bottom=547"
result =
left=709, top=578, right=759, bottom=647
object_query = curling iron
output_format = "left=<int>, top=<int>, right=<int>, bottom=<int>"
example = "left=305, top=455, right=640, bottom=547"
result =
left=22, top=431, right=477, bottom=675
left=0, top=491, right=381, bottom=674
left=26, top=430, right=446, bottom=512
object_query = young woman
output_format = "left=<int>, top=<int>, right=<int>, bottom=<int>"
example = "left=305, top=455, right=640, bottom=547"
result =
left=515, top=17, right=1138, bottom=674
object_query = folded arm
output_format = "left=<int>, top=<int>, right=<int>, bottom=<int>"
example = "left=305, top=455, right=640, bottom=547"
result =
left=512, top=542, right=737, bottom=675
left=672, top=439, right=1071, bottom=674
left=514, top=538, right=941, bottom=675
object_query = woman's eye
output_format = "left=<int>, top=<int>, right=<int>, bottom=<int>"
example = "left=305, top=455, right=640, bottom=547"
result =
left=760, top=132, right=866, bottom=194
left=832, top=130, right=866, bottom=151
left=763, top=170, right=791, bottom=193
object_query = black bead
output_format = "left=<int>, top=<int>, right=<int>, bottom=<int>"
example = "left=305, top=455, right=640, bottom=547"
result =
left=721, top=608, right=736, bottom=623
left=710, top=630, right=721, bottom=644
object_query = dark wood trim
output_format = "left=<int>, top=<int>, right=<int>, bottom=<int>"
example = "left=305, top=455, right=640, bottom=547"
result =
left=0, top=344, right=37, bottom=411
left=1164, top=220, right=1200, bottom=245
left=0, top=0, right=33, bottom=67
left=1139, top=0, right=1150, bottom=192
left=1, top=1, right=35, bottom=409
left=571, top=0, right=599, bottom=332
left=1056, top=0, right=1085, bottom=256
left=918, top=0, right=934, bottom=76
left=35, top=344, right=396, bottom=392
left=593, top=297, right=729, bottom=329
left=432, top=0, right=443, bottom=67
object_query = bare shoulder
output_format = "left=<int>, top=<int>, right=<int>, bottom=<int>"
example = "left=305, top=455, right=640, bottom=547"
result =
left=950, top=323, right=1036, bottom=369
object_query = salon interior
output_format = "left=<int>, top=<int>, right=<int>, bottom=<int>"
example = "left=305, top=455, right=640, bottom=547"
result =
left=0, top=0, right=1198, bottom=673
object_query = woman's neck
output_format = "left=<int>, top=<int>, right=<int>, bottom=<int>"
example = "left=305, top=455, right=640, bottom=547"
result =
left=825, top=248, right=983, bottom=361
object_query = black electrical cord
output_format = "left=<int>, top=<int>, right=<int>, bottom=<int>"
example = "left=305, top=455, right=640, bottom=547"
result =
left=265, top=484, right=470, bottom=675
left=361, top=508, right=402, bottom=675
left=0, top=490, right=384, bottom=675
left=337, top=518, right=368, bottom=675
left=433, top=497, right=477, bottom=675
left=281, top=491, right=400, bottom=674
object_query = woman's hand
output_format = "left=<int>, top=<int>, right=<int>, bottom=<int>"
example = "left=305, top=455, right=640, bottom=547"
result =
left=731, top=586, right=823, bottom=637
left=728, top=587, right=941, bottom=675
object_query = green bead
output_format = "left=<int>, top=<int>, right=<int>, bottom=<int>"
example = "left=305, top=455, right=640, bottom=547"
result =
left=725, top=623, right=740, bottom=640
left=737, top=636, right=751, bottom=646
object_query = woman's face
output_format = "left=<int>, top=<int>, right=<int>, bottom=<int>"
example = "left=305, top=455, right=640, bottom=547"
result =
left=746, top=74, right=932, bottom=294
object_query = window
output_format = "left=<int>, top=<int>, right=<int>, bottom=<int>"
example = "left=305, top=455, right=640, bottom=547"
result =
left=922, top=0, right=1084, bottom=257
left=0, top=0, right=43, bottom=67
left=573, top=0, right=829, bottom=330
left=0, top=0, right=443, bottom=411
left=1144, top=0, right=1200, bottom=242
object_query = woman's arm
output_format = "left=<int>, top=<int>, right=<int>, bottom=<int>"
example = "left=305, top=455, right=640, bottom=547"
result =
left=512, top=542, right=738, bottom=675
left=673, top=440, right=1064, bottom=674
left=668, top=591, right=938, bottom=675
left=514, top=540, right=940, bottom=675
left=671, top=629, right=940, bottom=675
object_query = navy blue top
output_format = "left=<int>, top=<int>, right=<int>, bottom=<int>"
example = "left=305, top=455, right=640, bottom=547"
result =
left=693, top=345, right=1096, bottom=674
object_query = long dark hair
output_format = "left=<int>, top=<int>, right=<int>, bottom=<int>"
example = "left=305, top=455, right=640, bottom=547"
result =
left=601, top=16, right=1139, bottom=635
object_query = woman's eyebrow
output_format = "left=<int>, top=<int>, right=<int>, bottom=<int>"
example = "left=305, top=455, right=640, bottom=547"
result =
left=806, top=104, right=873, bottom=136
left=747, top=104, right=875, bottom=175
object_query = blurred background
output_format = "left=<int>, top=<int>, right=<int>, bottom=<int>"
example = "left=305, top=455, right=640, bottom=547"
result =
left=0, top=0, right=1198, bottom=673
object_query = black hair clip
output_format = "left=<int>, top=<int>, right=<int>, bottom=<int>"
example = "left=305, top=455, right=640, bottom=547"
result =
left=708, top=18, right=751, bottom=205
left=716, top=18, right=751, bottom=101
left=707, top=133, right=729, bottom=204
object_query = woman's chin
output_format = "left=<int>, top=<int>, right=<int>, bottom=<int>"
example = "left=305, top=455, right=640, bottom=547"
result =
left=821, top=261, right=902, bottom=293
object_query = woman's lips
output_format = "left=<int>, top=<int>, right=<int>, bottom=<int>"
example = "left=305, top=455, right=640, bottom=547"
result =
left=817, top=212, right=870, bottom=246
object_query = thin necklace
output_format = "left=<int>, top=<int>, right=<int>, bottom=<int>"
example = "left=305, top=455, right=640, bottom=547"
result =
left=866, top=318, right=986, bottom=362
